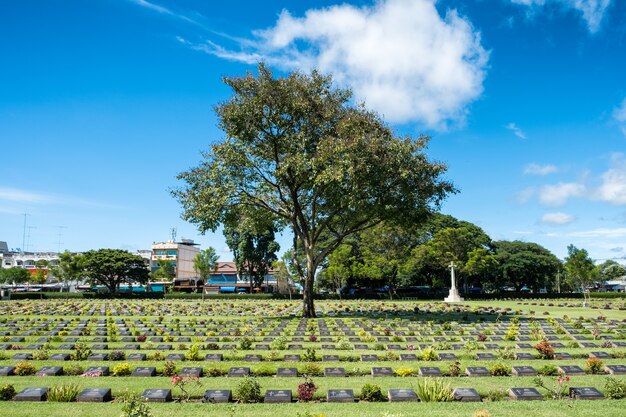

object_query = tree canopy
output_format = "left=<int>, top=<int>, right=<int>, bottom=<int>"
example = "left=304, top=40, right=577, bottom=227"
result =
left=173, top=64, right=454, bottom=317
left=0, top=267, right=30, bottom=285
left=79, top=249, right=149, bottom=293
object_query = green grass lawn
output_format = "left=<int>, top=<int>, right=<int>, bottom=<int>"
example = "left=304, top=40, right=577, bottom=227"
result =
left=0, top=298, right=625, bottom=417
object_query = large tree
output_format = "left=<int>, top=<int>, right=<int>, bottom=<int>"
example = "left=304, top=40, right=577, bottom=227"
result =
left=494, top=241, right=561, bottom=292
left=80, top=249, right=149, bottom=293
left=173, top=65, right=454, bottom=317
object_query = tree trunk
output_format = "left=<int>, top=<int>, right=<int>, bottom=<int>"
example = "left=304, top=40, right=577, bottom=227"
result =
left=302, top=253, right=316, bottom=318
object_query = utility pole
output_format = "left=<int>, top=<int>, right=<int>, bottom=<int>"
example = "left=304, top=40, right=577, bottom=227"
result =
left=22, top=213, right=30, bottom=252
left=56, top=226, right=67, bottom=253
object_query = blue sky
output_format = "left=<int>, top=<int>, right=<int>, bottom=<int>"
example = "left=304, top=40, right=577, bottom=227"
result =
left=1, top=0, right=625, bottom=264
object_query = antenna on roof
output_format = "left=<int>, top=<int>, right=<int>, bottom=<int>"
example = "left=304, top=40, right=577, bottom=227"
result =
left=170, top=227, right=177, bottom=243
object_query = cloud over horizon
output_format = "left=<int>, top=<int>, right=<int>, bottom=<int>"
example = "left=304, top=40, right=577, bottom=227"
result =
left=180, top=0, right=489, bottom=128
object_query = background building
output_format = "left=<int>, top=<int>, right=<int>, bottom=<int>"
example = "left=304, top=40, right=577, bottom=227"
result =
left=151, top=239, right=200, bottom=279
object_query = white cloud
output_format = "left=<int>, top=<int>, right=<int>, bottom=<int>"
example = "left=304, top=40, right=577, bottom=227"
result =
left=614, top=98, right=626, bottom=138
left=595, top=153, right=626, bottom=205
left=129, top=0, right=204, bottom=27
left=524, top=163, right=558, bottom=175
left=540, top=212, right=575, bottom=224
left=0, top=187, right=49, bottom=203
left=569, top=227, right=626, bottom=238
left=538, top=182, right=586, bottom=206
left=614, top=98, right=626, bottom=122
left=509, top=0, right=612, bottom=33
left=184, top=0, right=488, bottom=128
left=505, top=122, right=527, bottom=139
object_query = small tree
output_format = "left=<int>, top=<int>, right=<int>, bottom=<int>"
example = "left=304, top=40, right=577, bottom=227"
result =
left=193, top=247, right=219, bottom=284
left=151, top=259, right=176, bottom=281
left=0, top=267, right=30, bottom=285
left=49, top=251, right=83, bottom=291
left=564, top=244, right=597, bottom=292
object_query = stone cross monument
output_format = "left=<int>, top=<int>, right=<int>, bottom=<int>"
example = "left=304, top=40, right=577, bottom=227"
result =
left=444, top=261, right=464, bottom=302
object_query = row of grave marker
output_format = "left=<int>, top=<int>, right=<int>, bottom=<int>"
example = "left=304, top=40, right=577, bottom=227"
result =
left=11, top=386, right=608, bottom=403
left=2, top=364, right=625, bottom=377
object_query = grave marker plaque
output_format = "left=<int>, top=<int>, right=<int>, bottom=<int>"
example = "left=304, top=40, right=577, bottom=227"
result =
left=515, top=353, right=535, bottom=360
left=0, top=366, right=16, bottom=376
left=322, top=355, right=339, bottom=361
left=419, top=367, right=442, bottom=377
left=49, top=353, right=71, bottom=361
left=324, top=367, right=346, bottom=377
left=371, top=367, right=395, bottom=377
left=132, top=367, right=157, bottom=377
left=569, top=387, right=604, bottom=400
left=14, top=387, right=48, bottom=402
left=605, top=365, right=626, bottom=375
left=361, top=354, right=378, bottom=362
left=276, top=367, right=298, bottom=377
left=327, top=389, right=354, bottom=403
left=141, top=388, right=172, bottom=402
left=205, top=353, right=223, bottom=361
left=509, top=388, right=544, bottom=401
left=399, top=354, right=418, bottom=361
left=264, top=389, right=292, bottom=403
left=77, top=388, right=112, bottom=403
left=179, top=367, right=203, bottom=377
left=466, top=367, right=490, bottom=377
left=284, top=354, right=301, bottom=362
left=36, top=366, right=63, bottom=376
left=388, top=389, right=418, bottom=402
left=557, top=365, right=585, bottom=375
left=228, top=367, right=250, bottom=377
left=452, top=388, right=481, bottom=402
left=85, top=366, right=109, bottom=376
left=512, top=366, right=537, bottom=377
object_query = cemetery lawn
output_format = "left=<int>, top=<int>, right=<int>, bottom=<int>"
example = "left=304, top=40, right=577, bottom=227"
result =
left=1, top=398, right=625, bottom=417
left=0, top=297, right=625, bottom=416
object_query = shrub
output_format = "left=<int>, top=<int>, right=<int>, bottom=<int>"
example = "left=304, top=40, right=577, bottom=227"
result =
left=485, top=389, right=507, bottom=402
left=118, top=391, right=152, bottom=417
left=336, top=338, right=352, bottom=350
left=32, top=348, right=49, bottom=360
left=447, top=361, right=461, bottom=377
left=0, top=384, right=16, bottom=401
left=416, top=378, right=453, bottom=402
left=303, top=347, right=317, bottom=362
left=110, top=350, right=126, bottom=361
left=162, top=360, right=177, bottom=377
left=270, top=336, right=287, bottom=351
left=14, top=361, right=36, bottom=376
left=72, top=342, right=92, bottom=361
left=235, top=376, right=262, bottom=403
left=300, top=363, right=322, bottom=377
left=586, top=357, right=603, bottom=374
left=149, top=351, right=164, bottom=361
left=420, top=347, right=438, bottom=361
left=297, top=377, right=317, bottom=402
left=185, top=344, right=201, bottom=361
left=48, top=383, right=80, bottom=402
left=537, top=364, right=558, bottom=376
left=205, top=367, right=226, bottom=377
left=534, top=338, right=555, bottom=359
left=64, top=364, right=85, bottom=376
left=490, top=363, right=510, bottom=376
left=532, top=373, right=570, bottom=399
left=360, top=383, right=385, bottom=402
left=604, top=377, right=626, bottom=399
left=253, top=365, right=275, bottom=377
left=112, top=363, right=132, bottom=377
left=472, top=410, right=492, bottom=417
left=170, top=375, right=202, bottom=402
left=395, top=367, right=415, bottom=377
left=238, top=337, right=253, bottom=350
